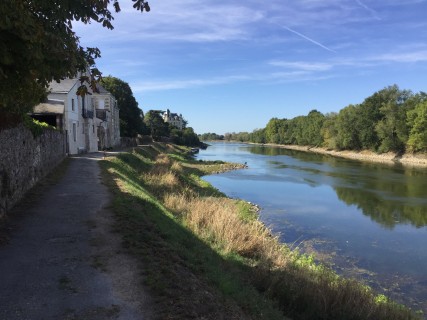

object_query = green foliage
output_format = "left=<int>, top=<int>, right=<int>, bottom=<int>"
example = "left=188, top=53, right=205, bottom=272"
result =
left=265, top=118, right=283, bottom=144
left=143, top=110, right=170, bottom=140
left=249, top=110, right=325, bottom=147
left=23, top=115, right=53, bottom=137
left=407, top=101, right=427, bottom=152
left=198, top=132, right=224, bottom=141
left=236, top=201, right=259, bottom=223
left=224, top=131, right=251, bottom=142
left=171, top=127, right=201, bottom=146
left=356, top=85, right=412, bottom=151
left=250, top=128, right=267, bottom=144
left=304, top=110, right=325, bottom=146
left=0, top=0, right=149, bottom=115
left=321, top=112, right=339, bottom=149
left=335, top=104, right=362, bottom=150
left=375, top=102, right=408, bottom=153
left=101, top=76, right=146, bottom=137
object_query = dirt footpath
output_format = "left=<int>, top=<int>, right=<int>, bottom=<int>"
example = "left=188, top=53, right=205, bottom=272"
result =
left=0, top=154, right=152, bottom=320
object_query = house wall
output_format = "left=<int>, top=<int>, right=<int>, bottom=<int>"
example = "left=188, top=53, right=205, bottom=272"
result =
left=163, top=112, right=184, bottom=130
left=110, top=100, right=120, bottom=146
left=0, top=125, right=66, bottom=219
left=93, top=93, right=120, bottom=149
left=93, top=95, right=108, bottom=150
left=49, top=84, right=98, bottom=154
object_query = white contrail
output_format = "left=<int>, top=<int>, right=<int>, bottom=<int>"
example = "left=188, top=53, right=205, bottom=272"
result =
left=280, top=25, right=337, bottom=53
left=355, top=0, right=381, bottom=20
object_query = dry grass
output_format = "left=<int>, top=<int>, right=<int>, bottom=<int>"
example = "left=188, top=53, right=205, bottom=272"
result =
left=143, top=153, right=286, bottom=265
left=164, top=194, right=288, bottom=266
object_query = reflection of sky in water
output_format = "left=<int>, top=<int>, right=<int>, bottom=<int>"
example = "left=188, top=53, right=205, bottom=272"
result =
left=198, top=142, right=427, bottom=312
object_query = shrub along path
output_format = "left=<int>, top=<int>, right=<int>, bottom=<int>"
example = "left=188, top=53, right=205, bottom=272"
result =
left=0, top=153, right=152, bottom=320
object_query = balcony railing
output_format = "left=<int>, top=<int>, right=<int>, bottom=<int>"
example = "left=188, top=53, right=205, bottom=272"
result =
left=82, top=108, right=94, bottom=119
left=96, top=109, right=107, bottom=121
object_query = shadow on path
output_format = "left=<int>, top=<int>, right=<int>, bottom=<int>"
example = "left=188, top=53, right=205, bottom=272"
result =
left=0, top=153, right=151, bottom=320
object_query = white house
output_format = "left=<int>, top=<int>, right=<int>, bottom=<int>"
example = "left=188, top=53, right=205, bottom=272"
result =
left=162, top=109, right=184, bottom=130
left=92, top=84, right=120, bottom=150
left=32, top=75, right=120, bottom=154
left=46, top=78, right=98, bottom=154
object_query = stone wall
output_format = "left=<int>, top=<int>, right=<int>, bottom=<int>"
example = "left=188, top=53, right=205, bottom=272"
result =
left=0, top=125, right=66, bottom=218
left=120, top=137, right=138, bottom=148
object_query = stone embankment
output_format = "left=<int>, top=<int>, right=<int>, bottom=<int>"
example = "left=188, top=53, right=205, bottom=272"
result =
left=211, top=162, right=248, bottom=174
left=261, top=144, right=427, bottom=167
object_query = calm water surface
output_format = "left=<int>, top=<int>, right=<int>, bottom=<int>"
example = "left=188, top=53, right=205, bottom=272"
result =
left=197, top=142, right=427, bottom=313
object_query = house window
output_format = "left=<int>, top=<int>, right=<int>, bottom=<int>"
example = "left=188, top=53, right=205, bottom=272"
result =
left=71, top=99, right=75, bottom=111
left=93, top=125, right=95, bottom=133
left=73, top=123, right=76, bottom=142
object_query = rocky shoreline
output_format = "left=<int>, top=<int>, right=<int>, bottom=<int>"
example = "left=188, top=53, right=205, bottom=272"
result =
left=255, top=143, right=427, bottom=167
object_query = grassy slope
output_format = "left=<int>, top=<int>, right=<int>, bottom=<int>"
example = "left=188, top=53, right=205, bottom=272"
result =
left=100, top=143, right=421, bottom=320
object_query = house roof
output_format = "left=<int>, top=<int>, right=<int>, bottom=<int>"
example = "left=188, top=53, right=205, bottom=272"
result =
left=33, top=100, right=64, bottom=114
left=49, top=79, right=114, bottom=96
left=96, top=84, right=111, bottom=95
left=49, top=78, right=79, bottom=93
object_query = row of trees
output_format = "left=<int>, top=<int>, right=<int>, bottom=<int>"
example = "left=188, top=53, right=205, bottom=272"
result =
left=223, top=85, right=427, bottom=153
left=198, top=133, right=225, bottom=141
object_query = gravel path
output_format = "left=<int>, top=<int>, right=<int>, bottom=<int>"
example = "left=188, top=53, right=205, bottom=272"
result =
left=0, top=154, right=152, bottom=320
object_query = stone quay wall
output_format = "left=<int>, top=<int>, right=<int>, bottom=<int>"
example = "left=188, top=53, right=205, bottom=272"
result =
left=0, top=125, right=66, bottom=218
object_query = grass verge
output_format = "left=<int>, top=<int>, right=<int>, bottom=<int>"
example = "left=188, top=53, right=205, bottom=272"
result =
left=100, top=143, right=421, bottom=320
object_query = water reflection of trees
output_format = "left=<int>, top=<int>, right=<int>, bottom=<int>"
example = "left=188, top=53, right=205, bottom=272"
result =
left=334, top=187, right=427, bottom=228
left=247, top=145, right=317, bottom=158
left=247, top=145, right=427, bottom=229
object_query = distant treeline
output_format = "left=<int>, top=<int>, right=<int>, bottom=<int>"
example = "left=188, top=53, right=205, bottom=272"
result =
left=198, top=132, right=225, bottom=141
left=219, top=85, right=427, bottom=153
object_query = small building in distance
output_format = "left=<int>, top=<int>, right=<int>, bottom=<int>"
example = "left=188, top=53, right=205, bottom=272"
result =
left=162, top=109, right=184, bottom=130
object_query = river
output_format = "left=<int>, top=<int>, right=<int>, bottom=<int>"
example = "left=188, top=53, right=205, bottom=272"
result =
left=196, top=142, right=427, bottom=314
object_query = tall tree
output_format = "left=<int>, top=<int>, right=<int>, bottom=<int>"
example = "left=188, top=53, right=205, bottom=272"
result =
left=182, top=127, right=200, bottom=146
left=321, top=112, right=339, bottom=149
left=0, top=0, right=150, bottom=118
left=304, top=110, right=325, bottom=146
left=265, top=118, right=282, bottom=144
left=356, top=85, right=411, bottom=151
left=335, top=105, right=361, bottom=150
left=143, top=110, right=170, bottom=140
left=101, top=76, right=146, bottom=137
left=250, top=129, right=266, bottom=144
left=407, top=101, right=427, bottom=152
left=375, top=102, right=408, bottom=153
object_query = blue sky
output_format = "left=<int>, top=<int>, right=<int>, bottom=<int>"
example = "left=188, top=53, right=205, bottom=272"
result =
left=75, top=0, right=427, bottom=134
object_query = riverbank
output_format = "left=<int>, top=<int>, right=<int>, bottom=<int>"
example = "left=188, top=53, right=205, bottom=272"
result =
left=101, top=143, right=421, bottom=320
left=250, top=143, right=427, bottom=167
